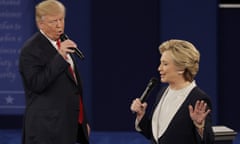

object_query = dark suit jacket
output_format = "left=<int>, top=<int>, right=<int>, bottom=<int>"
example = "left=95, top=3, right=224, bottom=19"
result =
left=138, top=86, right=214, bottom=144
left=19, top=32, right=89, bottom=144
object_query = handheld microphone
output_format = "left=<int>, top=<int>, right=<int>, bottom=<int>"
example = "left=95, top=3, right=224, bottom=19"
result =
left=139, top=77, right=158, bottom=102
left=60, top=33, right=85, bottom=60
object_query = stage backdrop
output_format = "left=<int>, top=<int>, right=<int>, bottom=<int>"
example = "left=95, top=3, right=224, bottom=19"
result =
left=158, top=0, right=218, bottom=124
left=0, top=0, right=219, bottom=132
left=0, top=1, right=35, bottom=115
left=91, top=0, right=218, bottom=131
left=219, top=6, right=240, bottom=131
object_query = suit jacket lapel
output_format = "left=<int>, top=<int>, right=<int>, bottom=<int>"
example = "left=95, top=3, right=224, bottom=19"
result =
left=69, top=54, right=81, bottom=85
left=38, top=32, right=58, bottom=58
left=152, top=87, right=167, bottom=112
left=70, top=54, right=83, bottom=95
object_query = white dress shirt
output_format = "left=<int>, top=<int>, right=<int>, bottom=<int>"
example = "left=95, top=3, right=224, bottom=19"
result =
left=151, top=81, right=196, bottom=141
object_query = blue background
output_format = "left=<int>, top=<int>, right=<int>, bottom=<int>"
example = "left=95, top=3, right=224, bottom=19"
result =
left=0, top=0, right=238, bottom=134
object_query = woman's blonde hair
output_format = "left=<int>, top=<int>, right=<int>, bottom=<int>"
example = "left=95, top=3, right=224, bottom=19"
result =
left=159, top=39, right=200, bottom=82
left=35, top=0, right=65, bottom=23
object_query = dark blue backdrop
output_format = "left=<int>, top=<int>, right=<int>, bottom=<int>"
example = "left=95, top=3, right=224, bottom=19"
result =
left=0, top=2, right=35, bottom=115
left=159, top=0, right=218, bottom=124
left=1, top=0, right=238, bottom=133
left=91, top=0, right=218, bottom=131
left=218, top=7, right=240, bottom=131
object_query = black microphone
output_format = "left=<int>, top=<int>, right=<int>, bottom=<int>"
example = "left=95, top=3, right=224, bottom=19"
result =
left=60, top=33, right=85, bottom=60
left=139, top=77, right=158, bottom=102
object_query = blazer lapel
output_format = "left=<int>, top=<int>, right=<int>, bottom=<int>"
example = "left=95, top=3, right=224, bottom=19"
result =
left=152, top=87, right=167, bottom=112
left=67, top=54, right=79, bottom=85
left=38, top=32, right=58, bottom=58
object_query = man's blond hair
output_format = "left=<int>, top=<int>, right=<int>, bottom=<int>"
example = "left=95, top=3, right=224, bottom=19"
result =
left=35, top=0, right=65, bottom=23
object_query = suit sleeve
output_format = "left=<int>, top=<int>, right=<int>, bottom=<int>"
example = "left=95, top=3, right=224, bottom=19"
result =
left=138, top=115, right=153, bottom=139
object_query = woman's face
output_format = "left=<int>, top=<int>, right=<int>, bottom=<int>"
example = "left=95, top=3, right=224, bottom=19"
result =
left=158, top=51, right=182, bottom=84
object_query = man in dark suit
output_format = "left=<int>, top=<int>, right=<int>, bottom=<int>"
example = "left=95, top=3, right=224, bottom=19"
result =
left=19, top=0, right=90, bottom=144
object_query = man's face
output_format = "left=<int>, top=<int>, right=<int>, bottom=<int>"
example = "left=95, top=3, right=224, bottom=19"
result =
left=38, top=14, right=65, bottom=41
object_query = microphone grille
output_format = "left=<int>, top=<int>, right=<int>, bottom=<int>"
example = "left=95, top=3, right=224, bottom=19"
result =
left=149, top=77, right=158, bottom=88
left=150, top=77, right=158, bottom=83
left=60, top=33, right=68, bottom=42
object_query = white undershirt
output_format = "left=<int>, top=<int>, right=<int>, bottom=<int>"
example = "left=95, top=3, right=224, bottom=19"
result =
left=151, top=81, right=196, bottom=141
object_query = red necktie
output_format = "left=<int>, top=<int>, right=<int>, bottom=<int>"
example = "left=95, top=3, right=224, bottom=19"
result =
left=56, top=39, right=84, bottom=124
